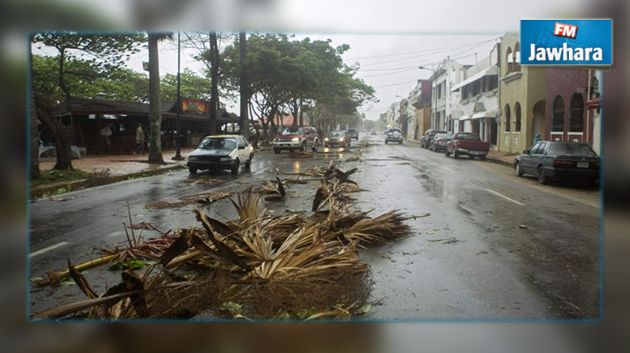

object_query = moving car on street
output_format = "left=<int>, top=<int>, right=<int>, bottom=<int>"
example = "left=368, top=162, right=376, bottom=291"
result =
left=346, top=128, right=359, bottom=141
left=429, top=133, right=452, bottom=152
left=420, top=129, right=447, bottom=148
left=324, top=130, right=351, bottom=148
left=187, top=135, right=254, bottom=175
left=272, top=126, right=319, bottom=153
left=445, top=132, right=489, bottom=160
left=384, top=128, right=403, bottom=144
left=513, top=141, right=600, bottom=185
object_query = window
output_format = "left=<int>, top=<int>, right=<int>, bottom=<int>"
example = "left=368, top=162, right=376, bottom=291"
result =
left=536, top=142, right=548, bottom=154
left=570, top=93, right=584, bottom=132
left=506, top=47, right=513, bottom=73
left=504, top=104, right=511, bottom=132
left=529, top=142, right=541, bottom=154
left=514, top=102, right=521, bottom=132
left=513, top=42, right=521, bottom=72
left=552, top=95, right=564, bottom=131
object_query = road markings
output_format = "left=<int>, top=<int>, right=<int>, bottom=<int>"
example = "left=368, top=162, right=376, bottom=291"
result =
left=485, top=188, right=526, bottom=206
left=30, top=241, right=68, bottom=258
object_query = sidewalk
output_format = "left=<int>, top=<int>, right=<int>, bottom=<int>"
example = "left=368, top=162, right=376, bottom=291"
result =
left=39, top=148, right=193, bottom=177
left=34, top=148, right=193, bottom=198
left=486, top=150, right=516, bottom=167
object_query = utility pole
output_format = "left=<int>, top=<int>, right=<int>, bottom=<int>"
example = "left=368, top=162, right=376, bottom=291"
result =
left=239, top=32, right=249, bottom=139
left=172, top=32, right=184, bottom=160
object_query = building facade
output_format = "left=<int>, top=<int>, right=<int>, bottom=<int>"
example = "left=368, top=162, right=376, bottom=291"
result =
left=429, top=58, right=466, bottom=132
left=497, top=33, right=547, bottom=154
left=406, top=79, right=432, bottom=140
left=451, top=44, right=500, bottom=148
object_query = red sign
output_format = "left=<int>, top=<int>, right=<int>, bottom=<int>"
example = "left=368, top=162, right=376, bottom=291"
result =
left=181, top=99, right=208, bottom=114
left=554, top=22, right=578, bottom=39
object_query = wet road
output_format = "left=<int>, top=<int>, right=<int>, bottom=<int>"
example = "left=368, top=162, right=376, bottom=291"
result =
left=29, top=134, right=600, bottom=319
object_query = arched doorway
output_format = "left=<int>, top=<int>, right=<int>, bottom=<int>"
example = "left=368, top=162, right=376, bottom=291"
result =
left=532, top=100, right=545, bottom=144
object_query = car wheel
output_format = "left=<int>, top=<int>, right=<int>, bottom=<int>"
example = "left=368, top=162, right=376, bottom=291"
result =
left=384, top=141, right=388, bottom=144
left=514, top=162, right=524, bottom=177
left=399, top=141, right=403, bottom=145
left=245, top=154, right=253, bottom=168
left=231, top=159, right=240, bottom=175
left=479, top=155, right=486, bottom=161
left=453, top=151, right=459, bottom=159
left=445, top=150, right=450, bottom=157
left=274, top=148, right=280, bottom=154
left=537, top=166, right=549, bottom=184
left=188, top=166, right=197, bottom=174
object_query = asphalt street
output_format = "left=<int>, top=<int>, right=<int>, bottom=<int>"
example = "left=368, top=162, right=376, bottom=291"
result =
left=28, top=134, right=600, bottom=319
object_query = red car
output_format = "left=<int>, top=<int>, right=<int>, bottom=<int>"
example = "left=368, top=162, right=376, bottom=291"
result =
left=445, top=132, right=489, bottom=160
left=272, top=126, right=320, bottom=153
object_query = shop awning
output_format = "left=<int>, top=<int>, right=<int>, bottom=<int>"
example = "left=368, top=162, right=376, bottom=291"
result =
left=451, top=66, right=498, bottom=92
left=459, top=115, right=472, bottom=121
left=472, top=110, right=497, bottom=119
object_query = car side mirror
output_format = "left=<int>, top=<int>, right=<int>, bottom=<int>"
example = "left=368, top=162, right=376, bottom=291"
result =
left=523, top=149, right=529, bottom=154
left=238, top=145, right=245, bottom=150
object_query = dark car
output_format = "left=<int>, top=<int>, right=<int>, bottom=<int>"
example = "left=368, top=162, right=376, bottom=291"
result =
left=324, top=130, right=351, bottom=148
left=347, top=129, right=359, bottom=140
left=429, top=133, right=452, bottom=152
left=514, top=141, right=600, bottom=185
left=385, top=128, right=403, bottom=144
left=420, top=129, right=447, bottom=148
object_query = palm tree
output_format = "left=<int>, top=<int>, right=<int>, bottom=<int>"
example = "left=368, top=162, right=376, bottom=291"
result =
left=147, top=33, right=172, bottom=164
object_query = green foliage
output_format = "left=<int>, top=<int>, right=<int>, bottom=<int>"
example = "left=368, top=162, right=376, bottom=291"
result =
left=32, top=54, right=150, bottom=102
left=219, top=34, right=375, bottom=130
left=161, top=68, right=212, bottom=102
left=108, top=259, right=153, bottom=271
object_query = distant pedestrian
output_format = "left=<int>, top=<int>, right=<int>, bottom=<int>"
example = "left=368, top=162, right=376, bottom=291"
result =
left=533, top=133, right=542, bottom=145
left=135, top=124, right=146, bottom=154
left=99, top=124, right=112, bottom=153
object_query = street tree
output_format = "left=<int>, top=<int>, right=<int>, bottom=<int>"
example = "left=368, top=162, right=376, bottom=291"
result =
left=31, top=32, right=144, bottom=170
left=147, top=32, right=172, bottom=164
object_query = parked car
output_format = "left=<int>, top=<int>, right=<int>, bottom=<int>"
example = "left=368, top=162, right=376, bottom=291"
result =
left=513, top=141, right=600, bottom=185
left=385, top=128, right=403, bottom=144
left=429, top=133, right=452, bottom=152
left=347, top=128, right=359, bottom=140
left=272, top=126, right=319, bottom=153
left=187, top=135, right=254, bottom=175
left=420, top=129, right=447, bottom=148
left=370, top=130, right=377, bottom=135
left=445, top=132, right=489, bottom=159
left=324, top=130, right=351, bottom=148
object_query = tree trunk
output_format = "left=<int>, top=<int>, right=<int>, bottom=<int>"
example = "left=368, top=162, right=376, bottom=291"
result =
left=291, top=100, right=299, bottom=127
left=209, top=32, right=219, bottom=134
left=239, top=32, right=249, bottom=139
left=36, top=97, right=74, bottom=170
left=29, top=41, right=41, bottom=179
left=148, top=34, right=164, bottom=164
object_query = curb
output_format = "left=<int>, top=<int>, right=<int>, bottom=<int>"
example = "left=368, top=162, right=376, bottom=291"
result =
left=31, top=164, right=185, bottom=198
left=486, top=156, right=513, bottom=167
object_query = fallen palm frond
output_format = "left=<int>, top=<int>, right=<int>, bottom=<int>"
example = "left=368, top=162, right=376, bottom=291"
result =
left=34, top=160, right=413, bottom=320
left=35, top=254, right=117, bottom=287
left=146, top=192, right=231, bottom=209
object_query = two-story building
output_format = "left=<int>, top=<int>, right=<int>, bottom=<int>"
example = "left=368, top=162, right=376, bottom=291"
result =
left=429, top=58, right=467, bottom=132
left=450, top=44, right=500, bottom=148
left=406, top=79, right=432, bottom=140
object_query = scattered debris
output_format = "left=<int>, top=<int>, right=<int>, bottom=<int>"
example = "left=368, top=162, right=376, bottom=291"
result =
left=518, top=224, right=528, bottom=229
left=146, top=192, right=232, bottom=209
left=34, top=162, right=412, bottom=320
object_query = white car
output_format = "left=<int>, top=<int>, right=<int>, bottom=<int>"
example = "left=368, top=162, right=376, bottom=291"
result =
left=187, top=135, right=254, bottom=175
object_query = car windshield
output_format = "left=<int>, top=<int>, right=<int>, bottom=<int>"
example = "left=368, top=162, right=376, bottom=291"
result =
left=388, top=129, right=401, bottom=133
left=329, top=130, right=345, bottom=137
left=282, top=127, right=304, bottom=135
left=198, top=138, right=237, bottom=151
left=348, top=129, right=357, bottom=133
left=456, top=133, right=479, bottom=140
left=435, top=133, right=451, bottom=139
left=549, top=143, right=597, bottom=156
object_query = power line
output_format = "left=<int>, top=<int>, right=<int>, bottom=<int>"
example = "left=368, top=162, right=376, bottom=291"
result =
left=346, top=37, right=497, bottom=61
